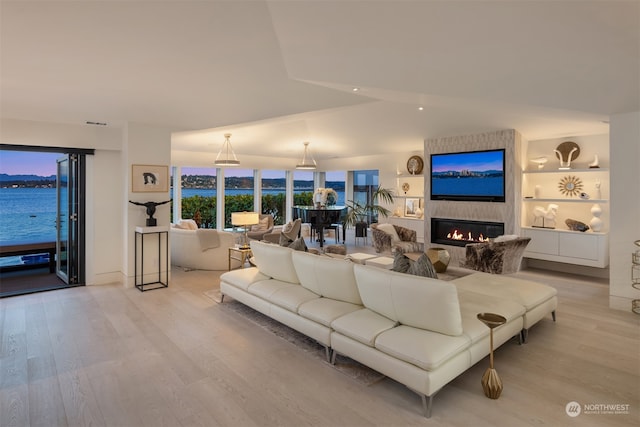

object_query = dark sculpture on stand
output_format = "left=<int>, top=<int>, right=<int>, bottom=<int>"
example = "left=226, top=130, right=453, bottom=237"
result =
left=129, top=200, right=171, bottom=226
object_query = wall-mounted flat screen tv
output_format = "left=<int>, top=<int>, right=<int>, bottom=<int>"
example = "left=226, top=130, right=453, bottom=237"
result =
left=430, top=149, right=505, bottom=202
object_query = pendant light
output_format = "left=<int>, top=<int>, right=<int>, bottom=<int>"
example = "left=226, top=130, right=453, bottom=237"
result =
left=296, top=141, right=317, bottom=170
left=214, top=133, right=240, bottom=166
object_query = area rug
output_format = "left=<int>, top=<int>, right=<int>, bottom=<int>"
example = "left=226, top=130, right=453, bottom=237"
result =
left=206, top=291, right=386, bottom=386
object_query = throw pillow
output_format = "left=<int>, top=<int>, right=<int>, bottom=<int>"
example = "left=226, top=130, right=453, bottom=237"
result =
left=392, top=251, right=412, bottom=273
left=407, top=253, right=438, bottom=279
left=279, top=232, right=293, bottom=247
left=288, top=237, right=308, bottom=252
left=175, top=219, right=198, bottom=230
left=377, top=223, right=401, bottom=242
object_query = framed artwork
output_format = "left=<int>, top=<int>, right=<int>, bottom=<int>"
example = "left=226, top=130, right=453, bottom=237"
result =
left=404, top=198, right=420, bottom=217
left=131, top=164, right=169, bottom=193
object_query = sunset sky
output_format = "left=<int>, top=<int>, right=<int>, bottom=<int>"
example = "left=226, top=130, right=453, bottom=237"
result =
left=1, top=151, right=345, bottom=180
left=0, top=151, right=61, bottom=175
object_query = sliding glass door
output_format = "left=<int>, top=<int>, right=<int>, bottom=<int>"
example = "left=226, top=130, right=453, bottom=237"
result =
left=56, top=153, right=85, bottom=285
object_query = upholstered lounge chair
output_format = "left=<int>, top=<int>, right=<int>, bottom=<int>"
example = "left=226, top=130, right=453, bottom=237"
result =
left=246, top=214, right=274, bottom=241
left=370, top=223, right=424, bottom=254
left=460, top=236, right=531, bottom=274
left=263, top=218, right=302, bottom=245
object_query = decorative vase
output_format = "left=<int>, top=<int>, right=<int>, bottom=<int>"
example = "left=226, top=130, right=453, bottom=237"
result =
left=534, top=185, right=541, bottom=198
left=426, top=247, right=450, bottom=273
left=590, top=203, right=603, bottom=232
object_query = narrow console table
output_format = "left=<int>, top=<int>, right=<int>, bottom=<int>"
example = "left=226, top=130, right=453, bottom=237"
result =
left=134, top=226, right=169, bottom=292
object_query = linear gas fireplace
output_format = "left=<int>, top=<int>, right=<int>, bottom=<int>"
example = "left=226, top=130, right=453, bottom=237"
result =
left=431, top=218, right=505, bottom=247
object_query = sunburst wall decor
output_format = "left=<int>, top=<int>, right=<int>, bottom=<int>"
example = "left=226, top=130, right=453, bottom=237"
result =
left=558, top=175, right=583, bottom=197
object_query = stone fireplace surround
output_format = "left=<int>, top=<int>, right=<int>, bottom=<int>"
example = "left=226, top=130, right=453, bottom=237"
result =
left=424, top=129, right=523, bottom=264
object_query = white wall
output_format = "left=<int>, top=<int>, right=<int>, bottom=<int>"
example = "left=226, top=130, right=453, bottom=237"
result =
left=0, top=118, right=173, bottom=287
left=0, top=118, right=125, bottom=285
left=609, top=111, right=640, bottom=310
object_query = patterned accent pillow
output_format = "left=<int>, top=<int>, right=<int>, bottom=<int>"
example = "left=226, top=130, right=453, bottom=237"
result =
left=288, top=237, right=308, bottom=252
left=407, top=253, right=438, bottom=279
left=392, top=251, right=412, bottom=273
left=279, top=232, right=293, bottom=247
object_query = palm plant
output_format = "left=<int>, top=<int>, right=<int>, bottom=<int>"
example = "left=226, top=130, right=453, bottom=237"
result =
left=343, top=186, right=395, bottom=228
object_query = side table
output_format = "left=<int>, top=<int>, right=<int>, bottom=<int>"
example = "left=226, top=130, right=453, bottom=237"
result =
left=134, top=226, right=169, bottom=292
left=229, top=246, right=252, bottom=270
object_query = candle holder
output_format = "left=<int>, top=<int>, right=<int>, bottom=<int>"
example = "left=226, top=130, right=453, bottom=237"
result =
left=477, top=312, right=507, bottom=399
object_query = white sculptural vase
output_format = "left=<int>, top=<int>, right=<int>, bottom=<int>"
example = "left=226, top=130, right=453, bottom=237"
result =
left=589, top=203, right=603, bottom=232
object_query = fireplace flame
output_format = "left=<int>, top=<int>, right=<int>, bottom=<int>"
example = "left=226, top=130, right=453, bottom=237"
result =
left=446, top=229, right=490, bottom=243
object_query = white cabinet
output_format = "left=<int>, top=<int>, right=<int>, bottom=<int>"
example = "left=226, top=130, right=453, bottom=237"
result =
left=521, top=165, right=609, bottom=268
left=522, top=226, right=609, bottom=268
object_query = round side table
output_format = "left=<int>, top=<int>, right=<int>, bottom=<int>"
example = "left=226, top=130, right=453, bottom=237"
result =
left=477, top=312, right=507, bottom=399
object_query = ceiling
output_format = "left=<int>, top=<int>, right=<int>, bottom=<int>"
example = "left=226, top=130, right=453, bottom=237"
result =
left=1, top=1, right=637, bottom=161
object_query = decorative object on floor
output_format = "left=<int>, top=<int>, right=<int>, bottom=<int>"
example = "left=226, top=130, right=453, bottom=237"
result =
left=215, top=133, right=240, bottom=166
left=530, top=156, right=548, bottom=169
left=406, top=155, right=424, bottom=175
left=565, top=218, right=589, bottom=232
left=296, top=141, right=317, bottom=170
left=460, top=237, right=531, bottom=274
left=558, top=175, right=583, bottom=196
left=426, top=247, right=451, bottom=273
left=131, top=164, right=169, bottom=192
left=554, top=141, right=580, bottom=170
left=324, top=244, right=347, bottom=256
left=588, top=154, right=600, bottom=168
left=589, top=204, right=603, bottom=232
left=231, top=211, right=260, bottom=249
left=533, top=204, right=559, bottom=229
left=477, top=312, right=507, bottom=399
left=129, top=199, right=171, bottom=226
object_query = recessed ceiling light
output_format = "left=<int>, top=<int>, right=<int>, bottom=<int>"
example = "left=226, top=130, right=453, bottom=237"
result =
left=352, top=87, right=359, bottom=92
left=418, top=107, right=424, bottom=111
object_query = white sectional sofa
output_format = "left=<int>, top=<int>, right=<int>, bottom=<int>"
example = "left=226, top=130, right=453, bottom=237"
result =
left=220, top=241, right=557, bottom=417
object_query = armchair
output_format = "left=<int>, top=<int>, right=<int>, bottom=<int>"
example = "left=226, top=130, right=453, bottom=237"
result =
left=246, top=214, right=274, bottom=241
left=460, top=236, right=531, bottom=274
left=371, top=223, right=424, bottom=254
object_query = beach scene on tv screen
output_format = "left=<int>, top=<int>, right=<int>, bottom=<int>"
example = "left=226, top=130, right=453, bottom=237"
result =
left=431, top=150, right=504, bottom=197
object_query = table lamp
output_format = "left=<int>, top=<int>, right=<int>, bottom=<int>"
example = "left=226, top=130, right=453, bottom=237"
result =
left=231, top=212, right=260, bottom=249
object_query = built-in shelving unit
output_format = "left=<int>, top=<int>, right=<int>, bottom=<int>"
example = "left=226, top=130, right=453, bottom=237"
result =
left=521, top=145, right=609, bottom=268
left=385, top=174, right=425, bottom=242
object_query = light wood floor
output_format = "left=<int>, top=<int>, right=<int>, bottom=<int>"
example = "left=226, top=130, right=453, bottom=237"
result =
left=1, top=236, right=639, bottom=426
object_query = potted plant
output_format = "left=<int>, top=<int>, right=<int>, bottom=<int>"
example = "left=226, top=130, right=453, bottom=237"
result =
left=343, top=186, right=395, bottom=238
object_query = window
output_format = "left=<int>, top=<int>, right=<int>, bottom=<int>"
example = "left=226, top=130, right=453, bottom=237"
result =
left=262, top=170, right=286, bottom=225
left=325, top=170, right=346, bottom=206
left=293, top=170, right=314, bottom=206
left=224, top=168, right=254, bottom=228
left=352, top=170, right=380, bottom=223
left=177, top=167, right=217, bottom=228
